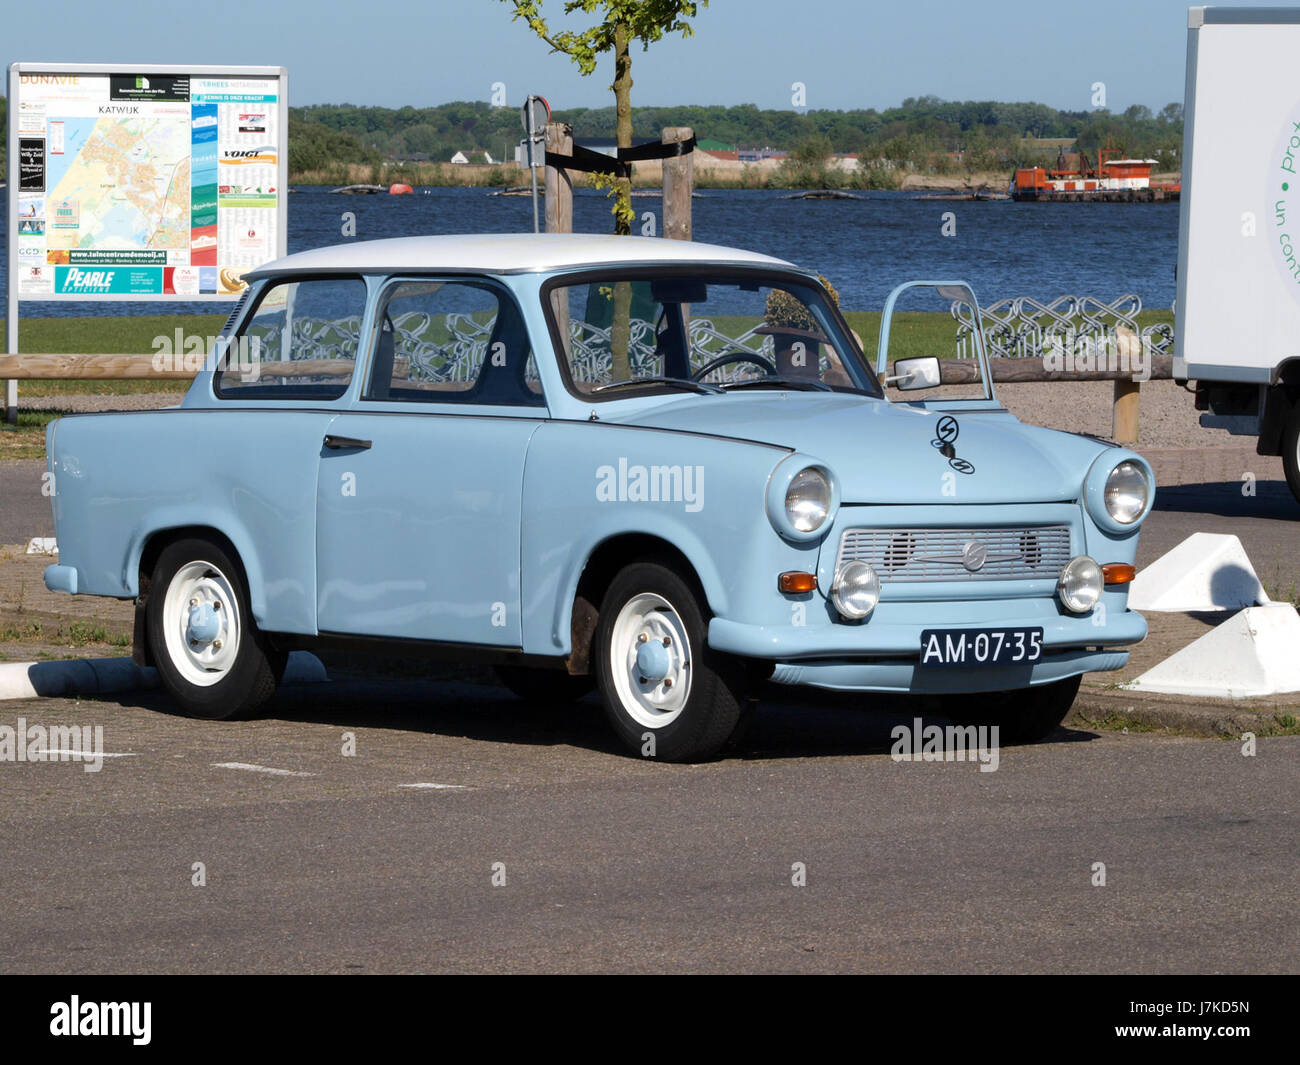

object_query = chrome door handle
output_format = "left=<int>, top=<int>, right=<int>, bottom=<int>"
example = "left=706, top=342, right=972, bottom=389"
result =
left=323, top=434, right=372, bottom=450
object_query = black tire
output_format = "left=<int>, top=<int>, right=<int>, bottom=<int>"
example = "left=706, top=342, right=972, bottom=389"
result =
left=953, top=674, right=1081, bottom=744
left=495, top=665, right=593, bottom=705
left=593, top=561, right=749, bottom=762
left=1282, top=401, right=1300, bottom=505
left=146, top=537, right=284, bottom=720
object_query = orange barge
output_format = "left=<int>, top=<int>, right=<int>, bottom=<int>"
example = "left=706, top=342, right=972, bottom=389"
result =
left=1011, top=147, right=1180, bottom=202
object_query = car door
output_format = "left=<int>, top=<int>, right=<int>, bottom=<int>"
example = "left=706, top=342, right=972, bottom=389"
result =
left=314, top=276, right=547, bottom=646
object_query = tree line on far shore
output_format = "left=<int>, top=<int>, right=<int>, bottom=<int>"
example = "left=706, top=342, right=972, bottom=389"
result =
left=0, top=94, right=1184, bottom=186
left=288, top=96, right=1184, bottom=179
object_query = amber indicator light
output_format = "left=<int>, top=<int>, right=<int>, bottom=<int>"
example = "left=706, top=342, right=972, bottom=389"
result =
left=778, top=571, right=817, bottom=593
left=1102, top=563, right=1136, bottom=584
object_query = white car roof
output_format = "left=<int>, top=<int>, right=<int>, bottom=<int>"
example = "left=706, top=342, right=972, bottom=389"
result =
left=244, top=233, right=795, bottom=279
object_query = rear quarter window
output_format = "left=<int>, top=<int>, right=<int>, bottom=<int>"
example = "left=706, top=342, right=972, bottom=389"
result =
left=215, top=276, right=368, bottom=400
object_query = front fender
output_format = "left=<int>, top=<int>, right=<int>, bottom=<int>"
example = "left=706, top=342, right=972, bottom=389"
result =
left=520, top=421, right=817, bottom=656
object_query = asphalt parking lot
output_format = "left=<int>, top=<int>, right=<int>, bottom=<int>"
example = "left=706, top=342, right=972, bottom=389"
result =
left=0, top=675, right=1296, bottom=974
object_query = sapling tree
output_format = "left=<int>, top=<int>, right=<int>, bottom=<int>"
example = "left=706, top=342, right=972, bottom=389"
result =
left=504, top=0, right=706, bottom=234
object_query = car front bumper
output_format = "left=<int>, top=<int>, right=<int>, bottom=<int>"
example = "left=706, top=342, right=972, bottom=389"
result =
left=708, top=594, right=1145, bottom=693
left=765, top=648, right=1129, bottom=694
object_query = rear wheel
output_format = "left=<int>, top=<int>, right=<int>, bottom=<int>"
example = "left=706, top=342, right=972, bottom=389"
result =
left=953, top=674, right=1081, bottom=744
left=594, top=561, right=749, bottom=762
left=146, top=537, right=284, bottom=720
left=1282, top=401, right=1300, bottom=504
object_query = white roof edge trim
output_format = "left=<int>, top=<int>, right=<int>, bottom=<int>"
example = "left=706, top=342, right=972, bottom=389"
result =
left=243, top=234, right=795, bottom=280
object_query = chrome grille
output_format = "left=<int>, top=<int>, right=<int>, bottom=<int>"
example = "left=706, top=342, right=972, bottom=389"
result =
left=836, top=525, right=1071, bottom=583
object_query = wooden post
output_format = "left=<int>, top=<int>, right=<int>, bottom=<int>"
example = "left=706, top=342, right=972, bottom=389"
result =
left=544, top=123, right=573, bottom=235
left=661, top=127, right=694, bottom=241
left=1112, top=379, right=1140, bottom=444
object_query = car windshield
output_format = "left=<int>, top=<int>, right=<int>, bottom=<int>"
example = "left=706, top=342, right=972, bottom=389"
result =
left=545, top=271, right=881, bottom=399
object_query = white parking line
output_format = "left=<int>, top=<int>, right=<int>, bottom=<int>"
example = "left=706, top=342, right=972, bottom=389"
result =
left=211, top=762, right=316, bottom=777
left=399, top=783, right=472, bottom=790
left=46, top=750, right=136, bottom=758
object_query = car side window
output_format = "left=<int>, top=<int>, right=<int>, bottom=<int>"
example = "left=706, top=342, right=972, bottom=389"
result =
left=215, top=276, right=367, bottom=400
left=364, top=280, right=544, bottom=406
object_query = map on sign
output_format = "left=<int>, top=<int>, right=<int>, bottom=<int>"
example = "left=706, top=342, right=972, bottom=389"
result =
left=10, top=66, right=286, bottom=299
left=45, top=117, right=191, bottom=253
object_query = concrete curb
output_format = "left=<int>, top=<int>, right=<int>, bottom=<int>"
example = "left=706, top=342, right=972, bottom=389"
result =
left=1070, top=686, right=1299, bottom=737
left=0, top=651, right=327, bottom=702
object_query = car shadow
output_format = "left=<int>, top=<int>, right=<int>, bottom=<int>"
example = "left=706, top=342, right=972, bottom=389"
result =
left=734, top=685, right=1099, bottom=760
left=91, top=667, right=1101, bottom=762
left=1154, top=479, right=1297, bottom=519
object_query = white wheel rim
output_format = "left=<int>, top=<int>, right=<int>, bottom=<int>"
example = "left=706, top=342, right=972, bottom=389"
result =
left=609, top=591, right=693, bottom=729
left=162, top=560, right=241, bottom=687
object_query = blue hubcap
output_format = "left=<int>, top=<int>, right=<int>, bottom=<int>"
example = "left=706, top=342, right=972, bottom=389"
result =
left=187, top=602, right=220, bottom=643
left=634, top=638, right=670, bottom=683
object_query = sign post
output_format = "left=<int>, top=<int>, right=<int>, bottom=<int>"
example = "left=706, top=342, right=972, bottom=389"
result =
left=3, top=62, right=289, bottom=422
left=5, top=64, right=17, bottom=423
left=520, top=94, right=550, bottom=235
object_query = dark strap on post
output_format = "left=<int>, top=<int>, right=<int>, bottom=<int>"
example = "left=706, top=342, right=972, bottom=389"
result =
left=618, top=135, right=697, bottom=161
left=545, top=135, right=697, bottom=179
left=545, top=143, right=631, bottom=179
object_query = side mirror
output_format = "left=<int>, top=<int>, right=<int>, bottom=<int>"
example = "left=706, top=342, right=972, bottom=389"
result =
left=887, top=356, right=941, bottom=391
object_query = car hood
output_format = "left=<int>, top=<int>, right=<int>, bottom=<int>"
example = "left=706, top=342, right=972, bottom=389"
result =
left=608, top=392, right=1111, bottom=505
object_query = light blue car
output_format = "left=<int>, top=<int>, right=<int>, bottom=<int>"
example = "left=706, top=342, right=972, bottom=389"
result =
left=44, top=234, right=1153, bottom=761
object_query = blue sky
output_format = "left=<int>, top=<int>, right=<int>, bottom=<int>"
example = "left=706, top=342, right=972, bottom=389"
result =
left=5, top=0, right=1294, bottom=112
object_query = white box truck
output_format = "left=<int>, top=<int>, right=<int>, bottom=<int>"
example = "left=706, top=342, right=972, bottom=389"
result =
left=1178, top=5, right=1300, bottom=501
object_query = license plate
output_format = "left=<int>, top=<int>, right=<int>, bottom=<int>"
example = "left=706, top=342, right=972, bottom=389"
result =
left=919, top=627, right=1043, bottom=668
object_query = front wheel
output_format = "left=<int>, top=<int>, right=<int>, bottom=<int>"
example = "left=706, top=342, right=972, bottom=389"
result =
left=594, top=562, right=749, bottom=762
left=952, top=674, right=1081, bottom=744
left=146, top=537, right=284, bottom=720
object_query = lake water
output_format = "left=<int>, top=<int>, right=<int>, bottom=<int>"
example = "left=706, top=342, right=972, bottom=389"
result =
left=1, top=185, right=1180, bottom=319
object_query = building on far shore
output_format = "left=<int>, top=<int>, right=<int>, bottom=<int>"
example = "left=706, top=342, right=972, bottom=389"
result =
left=737, top=147, right=785, bottom=163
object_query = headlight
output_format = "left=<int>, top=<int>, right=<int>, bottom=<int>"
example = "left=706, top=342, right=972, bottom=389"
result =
left=785, top=467, right=831, bottom=533
left=1105, top=461, right=1149, bottom=524
left=1084, top=453, right=1154, bottom=534
left=832, top=561, right=880, bottom=619
left=766, top=456, right=839, bottom=541
left=1058, top=555, right=1103, bottom=614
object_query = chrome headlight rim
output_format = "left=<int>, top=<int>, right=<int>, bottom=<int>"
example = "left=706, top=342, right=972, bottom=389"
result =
left=1104, top=460, right=1149, bottom=525
left=1058, top=554, right=1104, bottom=614
left=832, top=560, right=881, bottom=620
left=1084, top=452, right=1154, bottom=534
left=765, top=455, right=840, bottom=542
left=786, top=466, right=831, bottom=533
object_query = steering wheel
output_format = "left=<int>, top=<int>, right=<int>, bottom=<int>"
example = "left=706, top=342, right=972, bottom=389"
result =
left=691, top=350, right=778, bottom=382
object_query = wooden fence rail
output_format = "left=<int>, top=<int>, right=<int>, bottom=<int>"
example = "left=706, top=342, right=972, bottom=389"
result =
left=0, top=352, right=1175, bottom=384
left=1, top=351, right=1170, bottom=444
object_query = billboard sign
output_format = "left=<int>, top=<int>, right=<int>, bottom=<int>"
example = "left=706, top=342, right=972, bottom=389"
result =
left=7, top=63, right=288, bottom=301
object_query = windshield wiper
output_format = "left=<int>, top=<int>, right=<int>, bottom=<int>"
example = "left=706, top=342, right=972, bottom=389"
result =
left=720, top=375, right=833, bottom=392
left=591, top=376, right=723, bottom=395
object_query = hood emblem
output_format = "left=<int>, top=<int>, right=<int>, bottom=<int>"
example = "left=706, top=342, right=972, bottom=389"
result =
left=931, top=415, right=975, bottom=475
